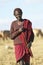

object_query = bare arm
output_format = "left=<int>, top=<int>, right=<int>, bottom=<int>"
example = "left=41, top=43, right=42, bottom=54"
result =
left=10, top=22, right=23, bottom=39
left=10, top=29, right=22, bottom=39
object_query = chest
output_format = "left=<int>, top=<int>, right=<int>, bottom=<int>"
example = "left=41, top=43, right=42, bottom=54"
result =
left=13, top=22, right=24, bottom=31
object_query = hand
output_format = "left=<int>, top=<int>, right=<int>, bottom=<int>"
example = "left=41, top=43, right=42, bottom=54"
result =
left=19, top=27, right=23, bottom=32
left=19, top=27, right=26, bottom=32
left=27, top=41, right=32, bottom=48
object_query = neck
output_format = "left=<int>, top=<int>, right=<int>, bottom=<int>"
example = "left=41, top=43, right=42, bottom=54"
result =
left=17, top=18, right=23, bottom=22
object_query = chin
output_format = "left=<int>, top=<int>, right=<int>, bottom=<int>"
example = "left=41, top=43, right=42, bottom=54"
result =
left=17, top=18, right=21, bottom=21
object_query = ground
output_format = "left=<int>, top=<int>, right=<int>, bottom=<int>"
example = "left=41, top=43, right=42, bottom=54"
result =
left=0, top=37, right=43, bottom=65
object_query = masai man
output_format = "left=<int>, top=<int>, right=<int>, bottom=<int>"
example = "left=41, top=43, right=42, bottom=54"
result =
left=10, top=8, right=34, bottom=65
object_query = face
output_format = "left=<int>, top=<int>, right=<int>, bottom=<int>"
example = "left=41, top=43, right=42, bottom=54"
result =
left=14, top=10, right=22, bottom=21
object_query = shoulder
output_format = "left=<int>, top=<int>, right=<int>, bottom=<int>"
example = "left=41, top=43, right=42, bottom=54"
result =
left=11, top=20, right=17, bottom=26
left=11, top=20, right=17, bottom=24
left=24, top=19, right=32, bottom=25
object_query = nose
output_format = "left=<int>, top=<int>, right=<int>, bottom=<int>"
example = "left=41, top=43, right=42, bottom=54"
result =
left=16, top=14, right=21, bottom=17
left=16, top=14, right=21, bottom=18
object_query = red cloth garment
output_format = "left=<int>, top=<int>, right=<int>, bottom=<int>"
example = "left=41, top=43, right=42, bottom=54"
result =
left=14, top=19, right=33, bottom=62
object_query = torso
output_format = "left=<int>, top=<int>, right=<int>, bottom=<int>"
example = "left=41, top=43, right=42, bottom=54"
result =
left=12, top=19, right=29, bottom=44
left=13, top=20, right=25, bottom=44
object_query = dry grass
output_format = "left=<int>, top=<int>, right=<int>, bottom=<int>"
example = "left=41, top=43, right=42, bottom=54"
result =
left=30, top=37, right=43, bottom=65
left=0, top=37, right=43, bottom=65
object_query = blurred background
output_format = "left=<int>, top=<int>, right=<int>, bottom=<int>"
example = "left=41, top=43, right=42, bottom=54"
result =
left=0, top=0, right=43, bottom=65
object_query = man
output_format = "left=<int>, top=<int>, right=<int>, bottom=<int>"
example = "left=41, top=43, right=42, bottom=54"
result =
left=10, top=8, right=34, bottom=65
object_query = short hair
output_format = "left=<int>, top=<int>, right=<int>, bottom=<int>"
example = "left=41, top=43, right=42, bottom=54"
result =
left=13, top=8, right=22, bottom=15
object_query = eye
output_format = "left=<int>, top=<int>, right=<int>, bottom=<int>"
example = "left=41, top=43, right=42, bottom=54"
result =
left=15, top=14, right=21, bottom=17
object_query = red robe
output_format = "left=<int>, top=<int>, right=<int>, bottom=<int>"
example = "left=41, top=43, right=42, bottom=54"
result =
left=14, top=19, right=34, bottom=62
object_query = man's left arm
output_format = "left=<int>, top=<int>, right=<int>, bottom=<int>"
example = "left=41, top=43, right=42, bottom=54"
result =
left=27, top=20, right=34, bottom=48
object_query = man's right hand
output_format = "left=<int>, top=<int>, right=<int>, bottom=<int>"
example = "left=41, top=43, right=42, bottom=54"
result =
left=19, top=27, right=23, bottom=32
left=19, top=27, right=26, bottom=32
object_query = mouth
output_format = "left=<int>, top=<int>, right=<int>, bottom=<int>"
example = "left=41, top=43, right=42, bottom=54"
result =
left=16, top=17, right=21, bottom=20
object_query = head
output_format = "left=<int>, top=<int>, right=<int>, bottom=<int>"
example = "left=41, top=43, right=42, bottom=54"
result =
left=13, top=8, right=23, bottom=21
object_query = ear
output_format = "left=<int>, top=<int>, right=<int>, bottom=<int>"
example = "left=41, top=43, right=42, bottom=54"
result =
left=21, top=12, right=23, bottom=16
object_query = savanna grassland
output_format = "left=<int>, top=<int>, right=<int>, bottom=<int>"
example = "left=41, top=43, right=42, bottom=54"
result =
left=0, top=36, right=43, bottom=65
